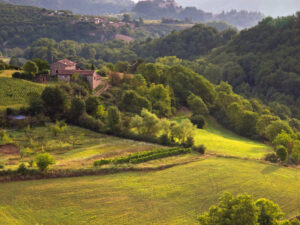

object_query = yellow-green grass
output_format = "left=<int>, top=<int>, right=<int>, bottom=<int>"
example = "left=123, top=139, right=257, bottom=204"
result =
left=0, top=157, right=298, bottom=224
left=0, top=57, right=10, bottom=63
left=1, top=126, right=161, bottom=170
left=0, top=70, right=19, bottom=77
left=175, top=116, right=273, bottom=159
left=0, top=77, right=45, bottom=109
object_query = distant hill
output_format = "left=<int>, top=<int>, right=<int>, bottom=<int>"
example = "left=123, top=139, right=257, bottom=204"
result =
left=0, top=0, right=134, bottom=15
left=132, top=0, right=264, bottom=29
left=132, top=24, right=237, bottom=59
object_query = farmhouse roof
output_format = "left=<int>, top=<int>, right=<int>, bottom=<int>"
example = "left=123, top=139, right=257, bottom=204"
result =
left=57, top=59, right=77, bottom=66
left=57, top=70, right=95, bottom=76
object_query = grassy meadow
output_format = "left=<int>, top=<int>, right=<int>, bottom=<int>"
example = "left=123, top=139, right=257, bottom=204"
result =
left=174, top=116, right=273, bottom=159
left=0, top=157, right=299, bottom=224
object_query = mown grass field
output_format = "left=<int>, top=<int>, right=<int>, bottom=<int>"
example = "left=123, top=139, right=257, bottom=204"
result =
left=0, top=157, right=299, bottom=224
left=0, top=76, right=45, bottom=110
left=175, top=116, right=273, bottom=159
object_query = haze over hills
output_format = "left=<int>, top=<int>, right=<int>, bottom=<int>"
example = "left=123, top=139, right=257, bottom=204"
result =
left=174, top=0, right=300, bottom=17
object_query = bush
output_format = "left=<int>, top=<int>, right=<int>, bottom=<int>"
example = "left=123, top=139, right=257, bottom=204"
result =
left=191, top=114, right=206, bottom=129
left=0, top=163, right=4, bottom=169
left=265, top=153, right=279, bottom=163
left=93, top=159, right=111, bottom=167
left=79, top=113, right=103, bottom=132
left=35, top=153, right=55, bottom=171
left=193, top=145, right=206, bottom=154
left=183, top=136, right=195, bottom=148
left=17, top=163, right=28, bottom=174
left=276, top=145, right=288, bottom=162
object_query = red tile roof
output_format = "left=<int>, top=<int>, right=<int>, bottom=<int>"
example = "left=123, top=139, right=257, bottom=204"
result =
left=57, top=59, right=77, bottom=66
left=57, top=70, right=95, bottom=76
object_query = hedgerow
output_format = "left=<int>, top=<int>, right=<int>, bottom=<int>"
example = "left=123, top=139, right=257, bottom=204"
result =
left=94, top=147, right=191, bottom=166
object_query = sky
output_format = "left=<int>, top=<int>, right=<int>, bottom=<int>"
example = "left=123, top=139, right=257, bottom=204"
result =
left=133, top=0, right=300, bottom=17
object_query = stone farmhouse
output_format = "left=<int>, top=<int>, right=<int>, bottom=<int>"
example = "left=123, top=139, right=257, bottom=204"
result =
left=50, top=59, right=102, bottom=89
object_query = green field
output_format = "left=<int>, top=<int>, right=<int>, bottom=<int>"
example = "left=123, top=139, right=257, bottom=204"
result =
left=0, top=77, right=45, bottom=110
left=1, top=126, right=161, bottom=170
left=175, top=116, right=273, bottom=159
left=0, top=157, right=299, bottom=224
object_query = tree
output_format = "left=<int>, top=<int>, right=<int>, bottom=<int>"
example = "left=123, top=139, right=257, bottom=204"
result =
left=256, top=198, right=284, bottom=225
left=27, top=92, right=43, bottom=115
left=198, top=192, right=258, bottom=225
left=122, top=14, right=131, bottom=22
left=171, top=119, right=196, bottom=144
left=291, top=140, right=300, bottom=162
left=35, top=153, right=55, bottom=171
left=256, top=115, right=280, bottom=138
left=41, top=86, right=69, bottom=117
left=130, top=109, right=160, bottom=138
left=33, top=58, right=49, bottom=72
left=70, top=97, right=86, bottom=121
left=122, top=90, right=151, bottom=114
left=265, top=120, right=294, bottom=141
left=106, top=106, right=121, bottom=133
left=187, top=94, right=209, bottom=115
left=239, top=111, right=259, bottom=137
left=85, top=96, right=101, bottom=116
left=272, top=131, right=294, bottom=149
left=276, top=145, right=288, bottom=162
left=148, top=84, right=172, bottom=117
left=198, top=193, right=289, bottom=225
left=23, top=60, right=38, bottom=75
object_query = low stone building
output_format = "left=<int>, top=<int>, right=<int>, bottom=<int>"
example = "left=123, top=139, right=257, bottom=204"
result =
left=50, top=59, right=102, bottom=89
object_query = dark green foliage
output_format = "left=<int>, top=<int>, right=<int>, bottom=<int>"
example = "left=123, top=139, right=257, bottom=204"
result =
left=264, top=153, right=279, bottom=163
left=122, top=90, right=151, bottom=114
left=70, top=97, right=86, bottom=121
left=192, top=145, right=206, bottom=154
left=190, top=114, right=206, bottom=129
left=93, top=147, right=191, bottom=166
left=106, top=106, right=121, bottom=133
left=78, top=113, right=103, bottom=132
left=167, top=65, right=216, bottom=106
left=276, top=145, right=288, bottom=162
left=41, top=86, right=69, bottom=118
left=12, top=72, right=35, bottom=80
left=23, top=61, right=38, bottom=75
left=85, top=96, right=100, bottom=116
left=187, top=94, right=209, bottom=115
left=133, top=24, right=230, bottom=60
left=27, top=92, right=43, bottom=115
left=198, top=193, right=286, bottom=225
left=93, top=159, right=111, bottom=167
left=17, top=163, right=28, bottom=175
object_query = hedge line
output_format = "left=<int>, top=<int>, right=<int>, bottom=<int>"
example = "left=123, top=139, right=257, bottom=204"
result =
left=94, top=147, right=191, bottom=166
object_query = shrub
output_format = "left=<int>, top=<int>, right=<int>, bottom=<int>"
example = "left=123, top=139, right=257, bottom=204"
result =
left=93, top=159, right=111, bottom=167
left=79, top=113, right=103, bottom=132
left=183, top=136, right=195, bottom=148
left=0, top=163, right=4, bottom=169
left=276, top=145, right=288, bottom=162
left=17, top=163, right=28, bottom=174
left=35, top=153, right=55, bottom=171
left=193, top=145, right=206, bottom=154
left=265, top=153, right=279, bottom=163
left=191, top=114, right=206, bottom=129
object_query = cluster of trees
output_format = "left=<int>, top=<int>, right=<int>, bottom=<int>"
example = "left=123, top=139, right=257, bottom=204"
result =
left=198, top=192, right=300, bottom=225
left=12, top=59, right=50, bottom=80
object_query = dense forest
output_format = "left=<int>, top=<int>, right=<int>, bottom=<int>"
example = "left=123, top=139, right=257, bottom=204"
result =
left=0, top=0, right=134, bottom=15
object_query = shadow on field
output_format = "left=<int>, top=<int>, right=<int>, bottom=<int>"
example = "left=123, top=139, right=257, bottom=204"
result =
left=261, top=165, right=281, bottom=174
